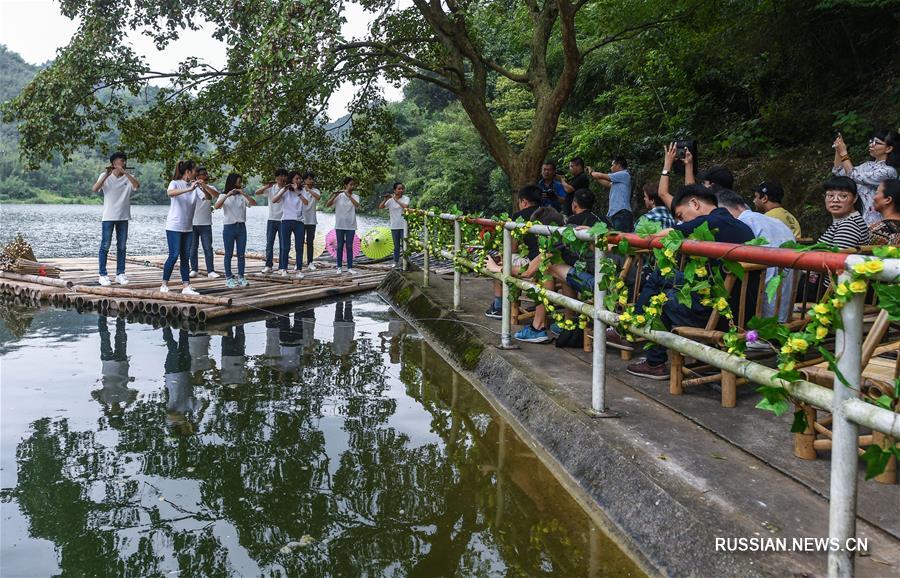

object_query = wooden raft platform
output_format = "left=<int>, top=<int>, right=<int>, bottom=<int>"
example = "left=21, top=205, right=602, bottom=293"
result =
left=0, top=252, right=391, bottom=326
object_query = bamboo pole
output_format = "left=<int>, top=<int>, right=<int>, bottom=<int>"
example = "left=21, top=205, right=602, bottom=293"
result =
left=0, top=271, right=73, bottom=289
left=69, top=284, right=231, bottom=306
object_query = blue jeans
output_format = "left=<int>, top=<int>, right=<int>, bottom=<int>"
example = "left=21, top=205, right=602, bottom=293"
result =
left=391, top=228, right=404, bottom=264
left=99, top=220, right=128, bottom=276
left=635, top=270, right=710, bottom=366
left=163, top=230, right=193, bottom=282
left=304, top=224, right=317, bottom=266
left=265, top=220, right=281, bottom=268
left=190, top=225, right=214, bottom=273
left=223, top=223, right=247, bottom=279
left=335, top=229, right=355, bottom=269
left=279, top=220, right=304, bottom=270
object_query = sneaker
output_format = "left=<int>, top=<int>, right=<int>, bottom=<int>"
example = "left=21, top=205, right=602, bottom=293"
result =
left=346, top=268, right=356, bottom=275
left=207, top=271, right=220, bottom=279
left=514, top=325, right=552, bottom=344
left=114, top=274, right=129, bottom=285
left=307, top=263, right=317, bottom=271
left=159, top=284, right=170, bottom=293
left=182, top=287, right=199, bottom=296
left=189, top=270, right=198, bottom=278
left=279, top=269, right=288, bottom=277
left=337, top=267, right=345, bottom=274
left=626, top=358, right=669, bottom=380
left=238, top=276, right=250, bottom=287
left=261, top=266, right=272, bottom=274
left=485, top=305, right=503, bottom=319
left=549, top=322, right=563, bottom=336
left=226, top=277, right=238, bottom=289
left=605, top=327, right=635, bottom=351
left=295, top=271, right=304, bottom=279
left=98, top=275, right=112, bottom=286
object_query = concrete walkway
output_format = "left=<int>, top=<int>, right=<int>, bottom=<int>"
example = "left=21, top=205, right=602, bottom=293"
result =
left=380, top=270, right=899, bottom=578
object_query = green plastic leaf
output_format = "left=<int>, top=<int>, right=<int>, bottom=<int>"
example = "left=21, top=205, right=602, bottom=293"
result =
left=635, top=218, right=662, bottom=238
left=861, top=445, right=892, bottom=480
left=688, top=221, right=715, bottom=242
left=722, top=259, right=745, bottom=281
left=756, top=397, right=791, bottom=416
left=747, top=316, right=781, bottom=341
left=745, top=237, right=769, bottom=246
left=875, top=284, right=900, bottom=321
left=818, top=346, right=851, bottom=389
left=873, top=394, right=894, bottom=411
left=617, top=238, right=631, bottom=255
left=765, top=272, right=784, bottom=303
left=588, top=221, right=608, bottom=238
left=790, top=409, right=809, bottom=433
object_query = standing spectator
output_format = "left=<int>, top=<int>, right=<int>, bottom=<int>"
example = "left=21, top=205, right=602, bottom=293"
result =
left=869, top=179, right=900, bottom=246
left=215, top=173, right=256, bottom=288
left=537, top=161, right=567, bottom=211
left=637, top=182, right=675, bottom=229
left=273, top=171, right=308, bottom=279
left=832, top=129, right=899, bottom=225
left=718, top=190, right=796, bottom=321
left=379, top=182, right=410, bottom=268
left=301, top=172, right=321, bottom=270
left=588, top=156, right=633, bottom=232
left=161, top=160, right=212, bottom=295
left=326, top=177, right=361, bottom=274
left=189, top=166, right=220, bottom=279
left=253, top=168, right=289, bottom=273
left=92, top=151, right=140, bottom=286
left=558, top=157, right=590, bottom=215
left=752, top=181, right=802, bottom=238
left=819, top=176, right=869, bottom=249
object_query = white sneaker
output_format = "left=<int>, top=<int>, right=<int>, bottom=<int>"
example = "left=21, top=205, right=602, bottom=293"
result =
left=337, top=267, right=345, bottom=274
left=346, top=268, right=356, bottom=275
left=207, top=271, right=220, bottom=279
left=295, top=271, right=304, bottom=279
left=307, top=263, right=317, bottom=271
left=182, top=287, right=199, bottom=296
left=98, top=275, right=112, bottom=286
left=189, top=270, right=198, bottom=278
left=159, top=284, right=170, bottom=293
left=279, top=269, right=288, bottom=277
left=115, top=274, right=129, bottom=285
left=261, top=266, right=272, bottom=274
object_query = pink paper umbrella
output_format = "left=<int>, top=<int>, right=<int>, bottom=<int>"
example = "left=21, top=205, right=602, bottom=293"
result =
left=325, top=228, right=362, bottom=258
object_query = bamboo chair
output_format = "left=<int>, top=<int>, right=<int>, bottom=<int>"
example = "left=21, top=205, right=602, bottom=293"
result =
left=795, top=309, right=898, bottom=484
left=583, top=249, right=649, bottom=354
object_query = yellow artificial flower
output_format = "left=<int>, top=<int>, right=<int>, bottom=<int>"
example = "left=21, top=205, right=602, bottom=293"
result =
left=664, top=249, right=675, bottom=259
left=818, top=315, right=831, bottom=326
left=699, top=287, right=710, bottom=295
left=715, top=297, right=728, bottom=310
left=618, top=294, right=627, bottom=305
left=831, top=298, right=844, bottom=309
left=813, top=303, right=829, bottom=315
left=695, top=267, right=707, bottom=278
left=616, top=280, right=625, bottom=289
left=849, top=280, right=867, bottom=294
left=789, top=337, right=809, bottom=352
left=781, top=360, right=796, bottom=372
left=645, top=306, right=658, bottom=316
left=852, top=262, right=867, bottom=275
left=661, top=266, right=672, bottom=276
left=781, top=344, right=793, bottom=355
left=701, top=298, right=711, bottom=307
left=815, top=326, right=829, bottom=340
left=835, top=284, right=849, bottom=296
left=864, top=260, right=884, bottom=274
left=635, top=315, right=647, bottom=325
left=620, top=311, right=632, bottom=323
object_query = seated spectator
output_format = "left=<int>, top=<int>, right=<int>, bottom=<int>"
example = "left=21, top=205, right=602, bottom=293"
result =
left=870, top=178, right=900, bottom=246
left=657, top=143, right=732, bottom=210
left=718, top=190, right=796, bottom=322
left=637, top=181, right=675, bottom=229
left=697, top=165, right=734, bottom=191
left=832, top=129, right=899, bottom=225
left=566, top=188, right=606, bottom=228
left=558, top=157, right=590, bottom=215
left=819, top=176, right=869, bottom=249
left=484, top=207, right=566, bottom=344
left=609, top=185, right=755, bottom=379
left=485, top=185, right=542, bottom=319
left=537, top=161, right=567, bottom=211
left=752, top=181, right=802, bottom=238
left=588, top=156, right=633, bottom=232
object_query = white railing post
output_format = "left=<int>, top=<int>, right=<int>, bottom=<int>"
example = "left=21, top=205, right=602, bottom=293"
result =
left=590, top=241, right=616, bottom=416
left=401, top=221, right=408, bottom=272
left=827, top=273, right=865, bottom=578
left=422, top=213, right=430, bottom=287
left=500, top=227, right=513, bottom=348
left=452, top=219, right=461, bottom=311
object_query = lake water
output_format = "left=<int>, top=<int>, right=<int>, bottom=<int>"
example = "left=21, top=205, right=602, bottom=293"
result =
left=0, top=204, right=388, bottom=260
left=0, top=294, right=643, bottom=577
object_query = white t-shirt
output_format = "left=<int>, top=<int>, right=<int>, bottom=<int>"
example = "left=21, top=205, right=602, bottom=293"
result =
left=265, top=185, right=283, bottom=221
left=166, top=180, right=205, bottom=232
left=97, top=172, right=134, bottom=221
left=385, top=195, right=409, bottom=229
left=302, top=187, right=320, bottom=225
left=333, top=191, right=360, bottom=230
left=221, top=193, right=250, bottom=225
left=281, top=188, right=305, bottom=221
left=192, top=184, right=217, bottom=226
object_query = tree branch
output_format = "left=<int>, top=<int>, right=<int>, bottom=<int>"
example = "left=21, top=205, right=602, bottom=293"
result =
left=580, top=14, right=685, bottom=59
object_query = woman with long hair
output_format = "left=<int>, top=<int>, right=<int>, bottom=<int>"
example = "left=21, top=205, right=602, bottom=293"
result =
left=214, top=173, right=257, bottom=287
left=869, top=179, right=900, bottom=246
left=161, top=160, right=212, bottom=294
left=326, top=176, right=360, bottom=274
left=301, top=171, right=321, bottom=270
left=273, top=170, right=309, bottom=278
left=832, top=129, right=899, bottom=224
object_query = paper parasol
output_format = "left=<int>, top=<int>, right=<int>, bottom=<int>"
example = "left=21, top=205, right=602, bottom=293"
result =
left=360, top=227, right=395, bottom=260
left=325, top=228, right=362, bottom=258
left=288, top=231, right=327, bottom=261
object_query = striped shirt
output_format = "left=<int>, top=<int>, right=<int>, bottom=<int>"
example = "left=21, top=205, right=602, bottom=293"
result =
left=640, top=206, right=676, bottom=229
left=818, top=212, right=869, bottom=249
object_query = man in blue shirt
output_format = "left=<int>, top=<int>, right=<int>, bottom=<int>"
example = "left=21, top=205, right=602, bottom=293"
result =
left=589, top=156, right=633, bottom=233
left=607, top=185, right=756, bottom=379
left=537, top=161, right=566, bottom=212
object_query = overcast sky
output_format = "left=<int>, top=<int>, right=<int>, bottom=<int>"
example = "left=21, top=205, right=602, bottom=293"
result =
left=0, top=0, right=404, bottom=118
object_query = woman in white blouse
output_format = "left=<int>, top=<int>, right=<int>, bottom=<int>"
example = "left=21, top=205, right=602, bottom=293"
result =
left=214, top=173, right=257, bottom=288
left=832, top=129, right=899, bottom=225
left=161, top=160, right=212, bottom=295
left=326, top=177, right=361, bottom=274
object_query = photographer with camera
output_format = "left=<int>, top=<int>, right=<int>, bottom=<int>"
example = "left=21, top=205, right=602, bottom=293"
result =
left=557, top=157, right=590, bottom=215
left=587, top=156, right=633, bottom=232
left=537, top=161, right=567, bottom=212
left=378, top=182, right=410, bottom=268
left=92, top=152, right=140, bottom=286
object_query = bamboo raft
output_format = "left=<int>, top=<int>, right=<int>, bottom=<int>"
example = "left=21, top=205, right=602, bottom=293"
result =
left=0, top=252, right=392, bottom=326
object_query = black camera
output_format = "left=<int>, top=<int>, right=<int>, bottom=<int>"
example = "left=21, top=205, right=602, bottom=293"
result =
left=674, top=139, right=698, bottom=176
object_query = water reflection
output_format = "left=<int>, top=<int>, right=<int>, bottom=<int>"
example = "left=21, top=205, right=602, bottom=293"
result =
left=0, top=298, right=643, bottom=577
left=90, top=316, right=136, bottom=426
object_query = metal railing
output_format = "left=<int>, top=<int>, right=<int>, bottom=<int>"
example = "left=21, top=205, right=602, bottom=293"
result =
left=408, top=209, right=899, bottom=578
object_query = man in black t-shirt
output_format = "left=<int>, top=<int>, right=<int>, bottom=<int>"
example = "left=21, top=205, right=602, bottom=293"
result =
left=613, top=185, right=756, bottom=380
left=559, top=157, right=590, bottom=216
left=485, top=185, right=542, bottom=319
